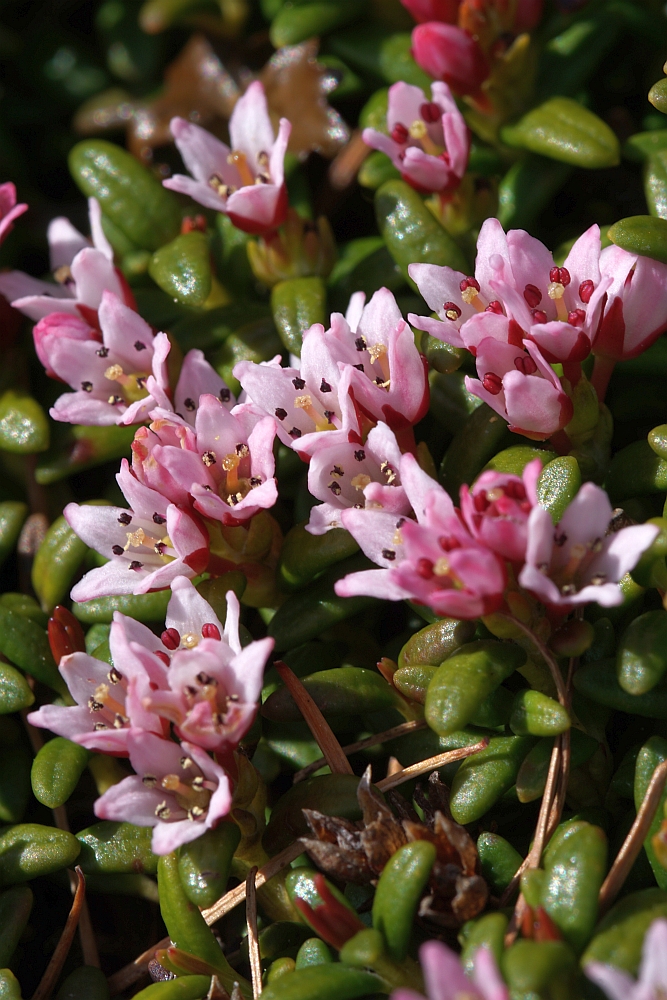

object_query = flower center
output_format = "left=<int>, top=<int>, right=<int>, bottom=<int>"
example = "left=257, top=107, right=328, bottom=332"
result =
left=104, top=364, right=150, bottom=404
left=294, top=394, right=336, bottom=432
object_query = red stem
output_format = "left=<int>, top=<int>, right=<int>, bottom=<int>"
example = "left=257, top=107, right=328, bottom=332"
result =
left=591, top=355, right=616, bottom=403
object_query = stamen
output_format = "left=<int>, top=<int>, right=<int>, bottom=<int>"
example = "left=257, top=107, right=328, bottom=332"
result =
left=579, top=279, right=594, bottom=303
left=443, top=301, right=462, bottom=321
left=227, top=150, right=255, bottom=187
left=382, top=549, right=396, bottom=561
left=547, top=281, right=568, bottom=321
left=482, top=372, right=503, bottom=395
left=390, top=122, right=409, bottom=144
left=368, top=342, right=390, bottom=381
left=181, top=633, right=199, bottom=649
left=161, top=628, right=180, bottom=649
left=351, top=474, right=371, bottom=490
left=294, top=394, right=333, bottom=432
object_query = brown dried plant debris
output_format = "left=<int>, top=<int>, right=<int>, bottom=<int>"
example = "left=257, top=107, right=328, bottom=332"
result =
left=74, top=35, right=348, bottom=163
left=300, top=767, right=489, bottom=930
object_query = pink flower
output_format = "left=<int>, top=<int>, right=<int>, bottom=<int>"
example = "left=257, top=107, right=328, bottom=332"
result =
left=0, top=198, right=133, bottom=322
left=519, top=481, right=659, bottom=610
left=393, top=940, right=508, bottom=1000
left=409, top=219, right=607, bottom=365
left=362, top=81, right=469, bottom=195
left=94, top=730, right=233, bottom=854
left=336, top=453, right=507, bottom=618
left=400, top=0, right=460, bottom=22
left=35, top=291, right=234, bottom=427
left=306, top=421, right=410, bottom=535
left=0, top=182, right=27, bottom=245
left=65, top=460, right=210, bottom=602
left=141, top=586, right=273, bottom=753
left=593, top=244, right=667, bottom=361
left=460, top=458, right=541, bottom=562
left=36, top=291, right=168, bottom=426
left=464, top=337, right=573, bottom=440
left=27, top=613, right=168, bottom=754
left=411, top=23, right=489, bottom=96
left=235, top=288, right=429, bottom=455
left=585, top=918, right=667, bottom=1000
left=131, top=396, right=277, bottom=525
left=164, top=81, right=290, bottom=236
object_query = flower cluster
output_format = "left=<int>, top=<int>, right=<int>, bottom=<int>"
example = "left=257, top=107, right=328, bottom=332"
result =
left=29, top=577, right=273, bottom=853
left=409, top=219, right=667, bottom=437
left=336, top=456, right=659, bottom=618
left=236, top=285, right=429, bottom=534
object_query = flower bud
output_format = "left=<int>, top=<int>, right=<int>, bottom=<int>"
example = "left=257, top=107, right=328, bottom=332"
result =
left=549, top=618, right=595, bottom=657
left=411, top=23, right=489, bottom=95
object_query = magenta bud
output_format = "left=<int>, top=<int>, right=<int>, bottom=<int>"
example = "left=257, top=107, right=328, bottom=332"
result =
left=549, top=619, right=595, bottom=657
left=411, top=23, right=489, bottom=94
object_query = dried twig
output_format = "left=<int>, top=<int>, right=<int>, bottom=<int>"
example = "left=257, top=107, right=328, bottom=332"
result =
left=273, top=661, right=353, bottom=775
left=246, top=868, right=262, bottom=998
left=293, top=719, right=427, bottom=784
left=598, top=757, right=667, bottom=917
left=328, top=131, right=370, bottom=190
left=375, top=739, right=489, bottom=793
left=32, top=867, right=86, bottom=1000
left=203, top=841, right=304, bottom=924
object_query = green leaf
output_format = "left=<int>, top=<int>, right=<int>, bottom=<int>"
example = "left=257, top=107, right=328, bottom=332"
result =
left=0, top=392, right=49, bottom=454
left=501, top=97, right=620, bottom=169
left=148, top=231, right=212, bottom=307
left=645, top=151, right=667, bottom=219
left=69, top=140, right=181, bottom=251
left=607, top=215, right=667, bottom=264
left=649, top=78, right=667, bottom=115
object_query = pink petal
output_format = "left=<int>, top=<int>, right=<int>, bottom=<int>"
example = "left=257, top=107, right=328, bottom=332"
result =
left=420, top=940, right=474, bottom=1000
left=163, top=174, right=228, bottom=214
left=175, top=349, right=234, bottom=420
left=229, top=81, right=275, bottom=166
left=166, top=575, right=224, bottom=638
left=334, top=567, right=411, bottom=601
left=502, top=369, right=568, bottom=437
left=48, top=216, right=89, bottom=271
left=169, top=117, right=233, bottom=186
left=70, top=248, right=124, bottom=309
left=584, top=963, right=634, bottom=1000
left=88, top=198, right=114, bottom=260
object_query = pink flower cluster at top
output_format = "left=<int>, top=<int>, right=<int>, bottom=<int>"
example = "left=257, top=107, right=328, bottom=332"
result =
left=28, top=576, right=273, bottom=854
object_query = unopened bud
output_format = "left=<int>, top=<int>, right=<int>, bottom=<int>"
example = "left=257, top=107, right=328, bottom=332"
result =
left=549, top=618, right=594, bottom=657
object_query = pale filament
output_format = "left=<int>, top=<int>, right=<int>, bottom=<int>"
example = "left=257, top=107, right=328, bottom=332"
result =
left=408, top=119, right=442, bottom=157
left=227, top=151, right=255, bottom=187
left=461, top=286, right=486, bottom=312
left=547, top=282, right=568, bottom=321
left=294, top=394, right=335, bottom=432
left=93, top=683, right=126, bottom=719
left=368, top=343, right=391, bottom=382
